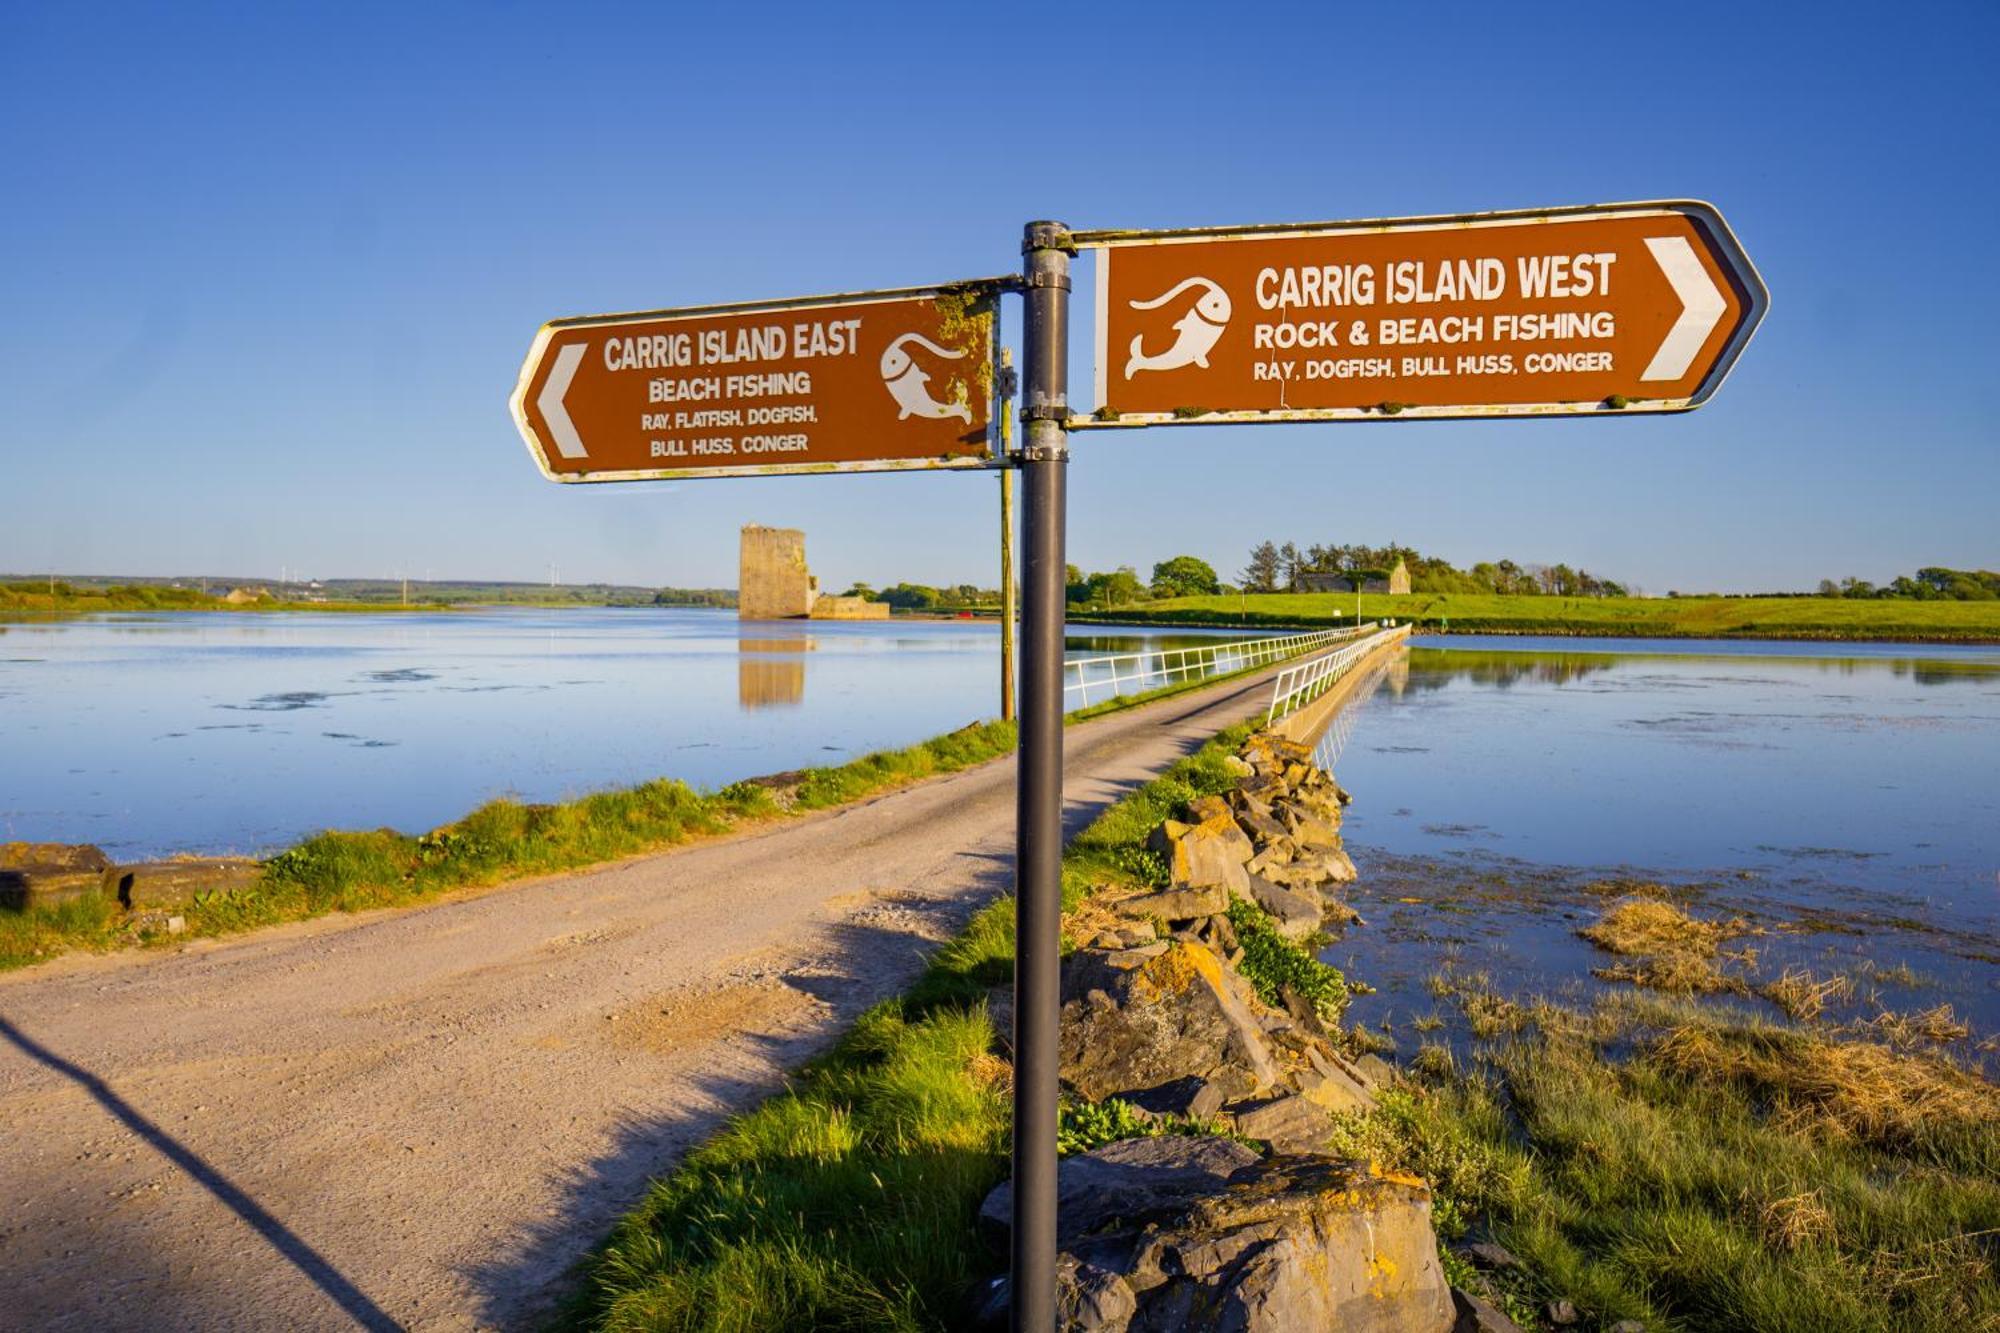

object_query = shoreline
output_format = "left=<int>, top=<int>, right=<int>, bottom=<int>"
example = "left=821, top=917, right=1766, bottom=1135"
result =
left=1066, top=613, right=2000, bottom=645
left=562, top=713, right=2000, bottom=1329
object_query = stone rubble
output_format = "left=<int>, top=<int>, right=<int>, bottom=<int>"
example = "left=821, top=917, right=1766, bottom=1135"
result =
left=986, top=729, right=1479, bottom=1330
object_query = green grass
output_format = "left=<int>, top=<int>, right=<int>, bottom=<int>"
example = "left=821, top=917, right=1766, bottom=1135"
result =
left=1095, top=590, right=2000, bottom=642
left=1327, top=997, right=2000, bottom=1332
left=1224, top=899, right=1348, bottom=1023
left=558, top=723, right=1265, bottom=1330
left=0, top=581, right=434, bottom=619
left=0, top=722, right=1018, bottom=972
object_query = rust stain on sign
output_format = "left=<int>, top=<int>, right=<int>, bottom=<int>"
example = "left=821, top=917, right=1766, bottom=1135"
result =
left=1075, top=202, right=1765, bottom=426
left=512, top=284, right=1001, bottom=481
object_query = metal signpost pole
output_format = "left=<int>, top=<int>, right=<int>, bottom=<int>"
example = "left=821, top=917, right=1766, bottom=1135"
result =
left=1012, top=220, right=1071, bottom=1332
left=999, top=349, right=1018, bottom=723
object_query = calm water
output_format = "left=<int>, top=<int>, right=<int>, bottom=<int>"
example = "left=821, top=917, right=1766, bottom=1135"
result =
left=1319, top=636, right=2000, bottom=1034
left=0, top=608, right=1259, bottom=858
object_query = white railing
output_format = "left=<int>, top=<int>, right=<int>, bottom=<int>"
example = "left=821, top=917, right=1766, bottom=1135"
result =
left=1064, top=624, right=1377, bottom=711
left=1265, top=626, right=1398, bottom=723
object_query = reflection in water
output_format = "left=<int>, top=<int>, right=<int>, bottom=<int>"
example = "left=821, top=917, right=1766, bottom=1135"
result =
left=737, top=637, right=809, bottom=709
left=1403, top=648, right=1617, bottom=690
left=1309, top=653, right=1401, bottom=773
left=1407, top=642, right=2000, bottom=691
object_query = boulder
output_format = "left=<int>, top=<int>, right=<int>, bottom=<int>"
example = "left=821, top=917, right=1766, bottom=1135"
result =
left=1059, top=942, right=1281, bottom=1101
left=985, top=1141, right=1454, bottom=1332
left=1149, top=813, right=1253, bottom=897
left=102, top=858, right=261, bottom=909
left=1461, top=1241, right=1522, bottom=1272
left=1258, top=861, right=1336, bottom=894
left=1318, top=845, right=1360, bottom=884
left=2, top=842, right=110, bottom=873
left=1243, top=875, right=1322, bottom=940
left=1452, top=1288, right=1524, bottom=1332
left=1284, top=811, right=1344, bottom=852
left=1124, top=1075, right=1226, bottom=1122
left=1230, top=786, right=1275, bottom=819
left=1273, top=846, right=1357, bottom=888
left=1230, top=1093, right=1333, bottom=1154
left=1236, top=778, right=1293, bottom=810
left=1290, top=784, right=1346, bottom=824
left=1116, top=885, right=1228, bottom=925
left=1352, top=1053, right=1399, bottom=1091
left=1232, top=804, right=1289, bottom=845
left=1297, top=1063, right=1377, bottom=1116
left=0, top=842, right=112, bottom=910
left=1184, top=794, right=1233, bottom=825
left=1245, top=840, right=1294, bottom=877
left=980, top=1134, right=1260, bottom=1237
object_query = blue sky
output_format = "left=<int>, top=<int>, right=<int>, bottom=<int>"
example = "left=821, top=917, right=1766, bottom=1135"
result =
left=2, top=1, right=1994, bottom=594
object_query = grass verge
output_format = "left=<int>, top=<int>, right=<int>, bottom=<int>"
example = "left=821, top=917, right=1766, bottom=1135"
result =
left=555, top=721, right=1263, bottom=1330
left=0, top=721, right=1017, bottom=972
left=1095, top=590, right=2000, bottom=642
left=1329, top=991, right=2000, bottom=1332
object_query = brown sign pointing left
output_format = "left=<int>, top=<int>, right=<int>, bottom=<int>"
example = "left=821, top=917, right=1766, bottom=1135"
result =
left=511, top=284, right=1000, bottom=482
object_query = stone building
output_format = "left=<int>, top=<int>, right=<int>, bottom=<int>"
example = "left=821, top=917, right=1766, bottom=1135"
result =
left=738, top=525, right=889, bottom=621
left=1294, top=559, right=1410, bottom=596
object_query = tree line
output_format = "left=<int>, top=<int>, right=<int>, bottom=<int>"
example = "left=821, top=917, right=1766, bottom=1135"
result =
left=830, top=558, right=1222, bottom=613
left=1816, top=567, right=1999, bottom=601
left=809, top=559, right=1998, bottom=614
left=1238, top=542, right=1629, bottom=598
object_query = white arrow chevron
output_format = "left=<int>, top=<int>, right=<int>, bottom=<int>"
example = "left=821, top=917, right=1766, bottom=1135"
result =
left=538, top=343, right=588, bottom=458
left=1641, top=236, right=1727, bottom=382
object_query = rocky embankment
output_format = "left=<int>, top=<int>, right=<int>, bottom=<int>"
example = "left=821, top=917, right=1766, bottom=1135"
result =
left=980, top=731, right=1502, bottom=1332
left=0, top=841, right=257, bottom=927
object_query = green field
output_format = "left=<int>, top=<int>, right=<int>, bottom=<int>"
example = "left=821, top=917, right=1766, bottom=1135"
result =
left=0, top=582, right=416, bottom=619
left=1089, top=591, right=2000, bottom=642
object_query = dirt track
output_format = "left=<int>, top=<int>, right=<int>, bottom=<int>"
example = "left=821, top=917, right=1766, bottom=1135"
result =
left=0, top=654, right=1362, bottom=1332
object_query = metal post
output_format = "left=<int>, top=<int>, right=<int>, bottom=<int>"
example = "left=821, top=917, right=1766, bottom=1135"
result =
left=999, top=350, right=1018, bottom=724
left=1012, top=219, right=1070, bottom=1333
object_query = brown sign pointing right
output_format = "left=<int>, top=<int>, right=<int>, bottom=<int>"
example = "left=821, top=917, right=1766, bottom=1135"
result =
left=1075, top=201, right=1766, bottom=427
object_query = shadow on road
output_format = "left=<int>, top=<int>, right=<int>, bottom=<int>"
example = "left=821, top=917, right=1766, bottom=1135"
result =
left=462, top=886, right=1017, bottom=1329
left=0, top=1015, right=403, bottom=1333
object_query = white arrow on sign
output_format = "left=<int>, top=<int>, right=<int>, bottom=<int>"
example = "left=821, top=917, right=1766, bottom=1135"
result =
left=538, top=343, right=589, bottom=458
left=1641, top=236, right=1728, bottom=382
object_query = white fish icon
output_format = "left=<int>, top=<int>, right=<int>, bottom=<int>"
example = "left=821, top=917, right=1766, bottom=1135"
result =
left=880, top=333, right=974, bottom=423
left=1124, top=276, right=1232, bottom=379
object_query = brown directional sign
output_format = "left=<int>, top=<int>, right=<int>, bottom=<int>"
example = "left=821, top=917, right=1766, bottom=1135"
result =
left=1074, top=201, right=1766, bottom=427
left=511, top=284, right=999, bottom=481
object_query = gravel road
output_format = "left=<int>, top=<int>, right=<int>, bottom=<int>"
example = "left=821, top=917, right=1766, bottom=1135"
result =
left=0, top=657, right=1328, bottom=1331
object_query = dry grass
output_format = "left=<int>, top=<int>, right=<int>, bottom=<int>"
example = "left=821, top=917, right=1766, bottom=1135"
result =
left=1649, top=1022, right=2000, bottom=1155
left=1580, top=897, right=1737, bottom=957
left=1856, top=1003, right=1974, bottom=1050
left=1581, top=898, right=1752, bottom=996
left=1758, top=1188, right=1838, bottom=1252
left=1762, top=967, right=1856, bottom=1021
left=1593, top=954, right=1742, bottom=995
